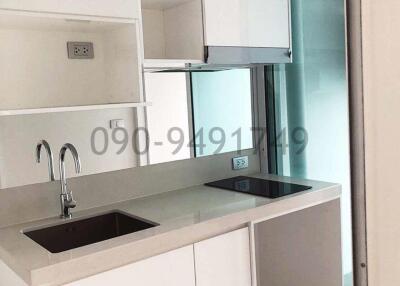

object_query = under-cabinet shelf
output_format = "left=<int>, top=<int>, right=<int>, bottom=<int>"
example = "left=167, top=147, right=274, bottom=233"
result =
left=143, top=59, right=204, bottom=71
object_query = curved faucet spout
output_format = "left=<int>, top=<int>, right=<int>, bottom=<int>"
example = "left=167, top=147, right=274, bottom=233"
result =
left=59, top=143, right=81, bottom=219
left=59, top=143, right=82, bottom=176
left=36, top=140, right=56, bottom=181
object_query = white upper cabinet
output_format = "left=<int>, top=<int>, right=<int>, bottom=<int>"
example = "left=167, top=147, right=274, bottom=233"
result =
left=0, top=0, right=140, bottom=19
left=194, top=228, right=252, bottom=286
left=202, top=0, right=291, bottom=48
left=141, top=0, right=292, bottom=66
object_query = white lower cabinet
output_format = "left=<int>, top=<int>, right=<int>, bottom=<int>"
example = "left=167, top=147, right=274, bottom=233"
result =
left=66, top=228, right=252, bottom=286
left=65, top=245, right=196, bottom=286
left=194, top=228, right=252, bottom=286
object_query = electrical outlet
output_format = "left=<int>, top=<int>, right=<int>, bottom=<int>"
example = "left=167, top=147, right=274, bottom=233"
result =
left=110, top=119, right=125, bottom=129
left=67, top=42, right=94, bottom=59
left=232, top=156, right=249, bottom=170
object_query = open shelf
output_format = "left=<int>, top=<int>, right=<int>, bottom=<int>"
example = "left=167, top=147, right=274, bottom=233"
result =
left=0, top=12, right=142, bottom=113
left=0, top=102, right=151, bottom=116
left=141, top=0, right=204, bottom=63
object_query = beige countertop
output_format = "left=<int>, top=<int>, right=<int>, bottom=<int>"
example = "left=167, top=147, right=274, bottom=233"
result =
left=0, top=173, right=341, bottom=286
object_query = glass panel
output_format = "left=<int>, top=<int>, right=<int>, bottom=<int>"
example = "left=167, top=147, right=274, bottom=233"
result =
left=191, top=69, right=254, bottom=157
left=267, top=0, right=353, bottom=284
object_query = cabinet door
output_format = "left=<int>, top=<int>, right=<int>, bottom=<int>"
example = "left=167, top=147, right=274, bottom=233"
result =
left=65, top=246, right=196, bottom=286
left=203, top=0, right=290, bottom=48
left=0, top=0, right=139, bottom=19
left=255, top=200, right=342, bottom=286
left=194, top=228, right=252, bottom=286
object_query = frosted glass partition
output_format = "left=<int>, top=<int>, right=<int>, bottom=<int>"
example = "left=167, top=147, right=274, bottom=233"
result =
left=191, top=69, right=253, bottom=157
left=267, top=0, right=353, bottom=285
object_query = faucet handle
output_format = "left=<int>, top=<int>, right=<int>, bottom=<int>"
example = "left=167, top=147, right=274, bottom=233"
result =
left=60, top=194, right=77, bottom=219
left=65, top=198, right=77, bottom=209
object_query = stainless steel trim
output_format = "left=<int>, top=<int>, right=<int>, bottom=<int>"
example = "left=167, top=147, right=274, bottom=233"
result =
left=287, top=0, right=293, bottom=60
left=347, top=0, right=368, bottom=284
left=205, top=46, right=292, bottom=65
left=253, top=66, right=269, bottom=174
left=185, top=72, right=196, bottom=159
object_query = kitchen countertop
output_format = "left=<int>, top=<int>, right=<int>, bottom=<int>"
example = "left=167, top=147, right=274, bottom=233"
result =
left=0, top=173, right=341, bottom=286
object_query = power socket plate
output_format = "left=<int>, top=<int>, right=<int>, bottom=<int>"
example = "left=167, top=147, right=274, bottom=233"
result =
left=232, top=156, right=249, bottom=170
left=67, top=42, right=94, bottom=59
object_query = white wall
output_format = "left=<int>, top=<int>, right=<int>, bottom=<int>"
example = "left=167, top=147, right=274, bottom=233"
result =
left=142, top=9, right=166, bottom=59
left=0, top=108, right=138, bottom=189
left=362, top=1, right=400, bottom=285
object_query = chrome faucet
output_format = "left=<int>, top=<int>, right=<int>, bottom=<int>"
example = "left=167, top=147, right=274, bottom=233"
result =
left=59, top=143, right=81, bottom=219
left=36, top=140, right=56, bottom=181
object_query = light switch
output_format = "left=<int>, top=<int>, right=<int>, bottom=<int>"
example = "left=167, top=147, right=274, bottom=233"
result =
left=110, top=119, right=125, bottom=129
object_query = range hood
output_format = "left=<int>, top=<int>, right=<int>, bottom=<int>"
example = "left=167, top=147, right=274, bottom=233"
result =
left=205, top=46, right=292, bottom=66
left=144, top=47, right=292, bottom=72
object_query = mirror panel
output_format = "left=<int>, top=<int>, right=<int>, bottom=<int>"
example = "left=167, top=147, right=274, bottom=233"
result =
left=191, top=69, right=254, bottom=157
left=0, top=66, right=255, bottom=189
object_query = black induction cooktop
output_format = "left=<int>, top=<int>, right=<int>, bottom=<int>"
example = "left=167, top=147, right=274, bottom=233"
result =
left=205, top=176, right=312, bottom=199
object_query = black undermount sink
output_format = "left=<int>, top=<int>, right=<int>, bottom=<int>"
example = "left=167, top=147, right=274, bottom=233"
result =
left=24, top=211, right=159, bottom=253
